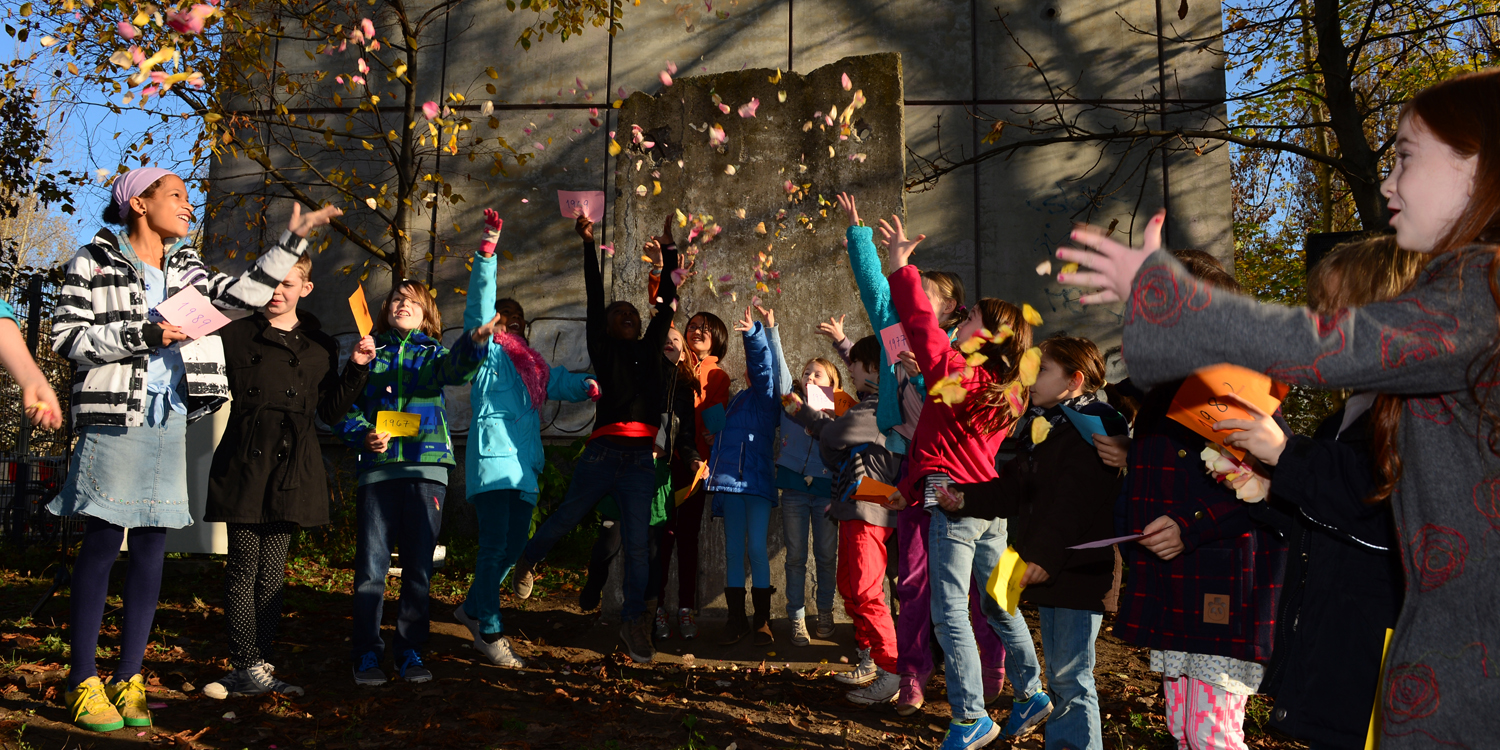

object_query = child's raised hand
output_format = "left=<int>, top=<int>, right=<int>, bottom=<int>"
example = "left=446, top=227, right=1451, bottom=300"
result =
left=351, top=335, right=376, bottom=366
left=1213, top=393, right=1287, bottom=466
left=754, top=304, right=775, bottom=329
left=364, top=430, right=392, bottom=453
left=643, top=238, right=663, bottom=268
left=732, top=305, right=755, bottom=333
left=816, top=314, right=846, bottom=343
left=289, top=202, right=344, bottom=238
left=585, top=378, right=602, bottom=402
left=835, top=192, right=860, bottom=226
left=575, top=214, right=595, bottom=243
left=655, top=213, right=676, bottom=248
left=471, top=312, right=503, bottom=345
left=479, top=208, right=503, bottom=256
left=1056, top=208, right=1164, bottom=306
left=876, top=215, right=925, bottom=269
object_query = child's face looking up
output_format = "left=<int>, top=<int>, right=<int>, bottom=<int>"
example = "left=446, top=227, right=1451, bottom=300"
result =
left=802, top=361, right=833, bottom=389
left=388, top=289, right=426, bottom=332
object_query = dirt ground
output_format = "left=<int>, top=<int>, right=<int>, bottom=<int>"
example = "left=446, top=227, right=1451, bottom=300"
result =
left=0, top=556, right=1310, bottom=750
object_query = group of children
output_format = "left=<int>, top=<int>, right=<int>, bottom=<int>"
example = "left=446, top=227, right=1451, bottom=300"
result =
left=14, top=65, right=1498, bottom=750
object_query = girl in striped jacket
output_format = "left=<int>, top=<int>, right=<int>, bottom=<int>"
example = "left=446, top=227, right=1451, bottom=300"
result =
left=51, top=167, right=340, bottom=733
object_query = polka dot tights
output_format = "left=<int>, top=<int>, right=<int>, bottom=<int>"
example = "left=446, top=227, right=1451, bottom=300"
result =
left=225, top=522, right=297, bottom=670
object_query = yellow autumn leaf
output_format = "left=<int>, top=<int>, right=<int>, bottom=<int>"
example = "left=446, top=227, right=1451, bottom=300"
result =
left=1061, top=262, right=1079, bottom=275
left=959, top=332, right=989, bottom=355
left=1022, top=303, right=1043, bottom=327
left=653, top=180, right=662, bottom=195
left=929, top=373, right=968, bottom=405
left=1018, top=347, right=1042, bottom=387
left=608, top=139, right=622, bottom=156
left=1004, top=380, right=1026, bottom=416
left=675, top=208, right=688, bottom=227
left=965, top=351, right=989, bottom=368
left=989, top=325, right=1014, bottom=344
left=1031, top=417, right=1051, bottom=444
left=202, top=112, right=223, bottom=123
left=768, top=68, right=782, bottom=84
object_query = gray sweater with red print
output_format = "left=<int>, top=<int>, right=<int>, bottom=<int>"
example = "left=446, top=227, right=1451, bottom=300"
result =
left=1121, top=247, right=1499, bottom=749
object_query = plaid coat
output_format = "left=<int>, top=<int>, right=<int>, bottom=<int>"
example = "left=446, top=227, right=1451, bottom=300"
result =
left=1113, top=379, right=1287, bottom=663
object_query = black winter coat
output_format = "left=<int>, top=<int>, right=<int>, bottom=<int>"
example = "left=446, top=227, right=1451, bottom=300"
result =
left=1258, top=406, right=1403, bottom=749
left=205, top=312, right=368, bottom=526
left=583, top=238, right=678, bottom=436
left=957, top=398, right=1126, bottom=611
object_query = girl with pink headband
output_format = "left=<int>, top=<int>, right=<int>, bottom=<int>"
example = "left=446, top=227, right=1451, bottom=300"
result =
left=51, top=167, right=341, bottom=732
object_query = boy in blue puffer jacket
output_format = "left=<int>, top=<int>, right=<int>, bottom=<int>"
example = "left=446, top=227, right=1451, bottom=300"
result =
left=709, top=304, right=787, bottom=647
left=452, top=209, right=599, bottom=669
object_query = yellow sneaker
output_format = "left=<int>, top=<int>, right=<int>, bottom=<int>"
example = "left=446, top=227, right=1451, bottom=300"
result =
left=105, top=674, right=152, bottom=727
left=66, top=676, right=124, bottom=732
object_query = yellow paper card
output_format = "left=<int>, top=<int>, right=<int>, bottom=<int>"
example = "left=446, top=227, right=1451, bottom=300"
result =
left=1366, top=628, right=1394, bottom=750
left=376, top=410, right=421, bottom=437
left=985, top=546, right=1029, bottom=616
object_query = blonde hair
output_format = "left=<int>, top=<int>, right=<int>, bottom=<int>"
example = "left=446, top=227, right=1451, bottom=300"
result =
left=289, top=253, right=313, bottom=282
left=375, top=280, right=443, bottom=339
left=1307, top=235, right=1425, bottom=314
left=799, top=356, right=843, bottom=393
left=921, top=271, right=967, bottom=331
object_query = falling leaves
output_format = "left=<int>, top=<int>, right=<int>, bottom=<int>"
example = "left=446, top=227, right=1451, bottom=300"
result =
left=841, top=72, right=852, bottom=90
left=737, top=98, right=760, bottom=118
left=421, top=101, right=439, bottom=120
left=660, top=71, right=674, bottom=86
left=1035, top=260, right=1052, bottom=276
left=608, top=139, right=622, bottom=156
left=724, top=165, right=737, bottom=175
left=1031, top=417, right=1052, bottom=444
left=930, top=373, right=968, bottom=405
left=709, top=124, right=727, bottom=147
left=1018, top=347, right=1042, bottom=387
left=1022, top=303, right=1043, bottom=327
left=768, top=68, right=782, bottom=84
left=1061, top=262, right=1079, bottom=275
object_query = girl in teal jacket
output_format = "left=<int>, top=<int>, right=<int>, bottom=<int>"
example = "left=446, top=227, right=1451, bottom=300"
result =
left=454, top=210, right=598, bottom=667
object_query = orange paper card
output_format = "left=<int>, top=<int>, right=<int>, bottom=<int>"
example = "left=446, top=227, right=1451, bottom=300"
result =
left=852, top=477, right=901, bottom=504
left=675, top=462, right=709, bottom=506
left=349, top=286, right=374, bottom=337
left=1166, top=364, right=1289, bottom=459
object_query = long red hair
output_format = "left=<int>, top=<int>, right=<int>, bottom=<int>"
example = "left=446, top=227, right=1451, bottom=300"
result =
left=1368, top=68, right=1500, bottom=502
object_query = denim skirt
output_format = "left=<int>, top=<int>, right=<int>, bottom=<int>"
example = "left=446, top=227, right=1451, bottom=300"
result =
left=48, top=412, right=191, bottom=529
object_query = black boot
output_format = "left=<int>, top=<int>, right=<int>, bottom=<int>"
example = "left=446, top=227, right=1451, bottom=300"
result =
left=751, top=586, right=775, bottom=646
left=718, top=587, right=750, bottom=645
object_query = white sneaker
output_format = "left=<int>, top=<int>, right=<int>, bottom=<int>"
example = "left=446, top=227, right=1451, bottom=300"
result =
left=678, top=608, right=698, bottom=640
left=247, top=662, right=304, bottom=696
left=790, top=618, right=811, bottom=647
left=846, top=668, right=900, bottom=705
left=473, top=635, right=526, bottom=669
left=654, top=607, right=671, bottom=641
left=453, top=605, right=484, bottom=642
left=834, top=647, right=878, bottom=686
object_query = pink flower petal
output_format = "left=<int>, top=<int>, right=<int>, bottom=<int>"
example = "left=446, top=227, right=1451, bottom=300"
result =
left=841, top=72, right=852, bottom=90
left=666, top=60, right=678, bottom=75
left=421, top=101, right=439, bottom=120
left=360, top=18, right=375, bottom=40
left=117, top=21, right=138, bottom=39
left=659, top=71, right=673, bottom=87
left=737, top=97, right=759, bottom=118
left=533, top=142, right=546, bottom=151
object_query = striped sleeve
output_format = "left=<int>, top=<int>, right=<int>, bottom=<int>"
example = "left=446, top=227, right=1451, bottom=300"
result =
left=186, top=230, right=308, bottom=318
left=51, top=250, right=151, bottom=366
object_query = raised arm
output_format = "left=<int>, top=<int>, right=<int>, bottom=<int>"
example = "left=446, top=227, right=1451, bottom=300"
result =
left=764, top=314, right=793, bottom=398
left=197, top=203, right=338, bottom=316
left=579, top=216, right=608, bottom=363
left=1120, top=249, right=1493, bottom=395
left=547, top=366, right=598, bottom=403
left=740, top=321, right=776, bottom=400
left=465, top=211, right=501, bottom=331
left=642, top=236, right=679, bottom=350
left=845, top=221, right=903, bottom=434
left=889, top=265, right=961, bottom=381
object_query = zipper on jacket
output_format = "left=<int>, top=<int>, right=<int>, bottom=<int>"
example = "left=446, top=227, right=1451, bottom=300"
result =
left=396, top=329, right=412, bottom=463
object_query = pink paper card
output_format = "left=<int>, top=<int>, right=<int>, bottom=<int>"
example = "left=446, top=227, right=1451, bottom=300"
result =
left=879, top=322, right=910, bottom=367
left=806, top=384, right=836, bottom=412
left=558, top=190, right=605, bottom=223
left=156, top=286, right=232, bottom=339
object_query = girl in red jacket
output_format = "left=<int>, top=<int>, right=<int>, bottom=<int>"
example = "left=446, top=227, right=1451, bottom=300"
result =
left=880, top=216, right=1036, bottom=750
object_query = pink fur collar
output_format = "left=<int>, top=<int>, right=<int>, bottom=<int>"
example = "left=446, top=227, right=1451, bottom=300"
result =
left=494, top=331, right=549, bottom=409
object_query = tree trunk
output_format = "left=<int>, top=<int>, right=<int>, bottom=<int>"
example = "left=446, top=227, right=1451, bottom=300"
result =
left=390, top=39, right=418, bottom=280
left=1312, top=0, right=1387, bottom=230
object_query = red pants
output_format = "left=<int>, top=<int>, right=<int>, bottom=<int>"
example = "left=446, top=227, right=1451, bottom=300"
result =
left=838, top=519, right=898, bottom=674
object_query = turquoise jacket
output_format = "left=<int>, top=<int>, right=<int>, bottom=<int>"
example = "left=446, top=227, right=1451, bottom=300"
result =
left=464, top=252, right=595, bottom=503
left=846, top=225, right=906, bottom=442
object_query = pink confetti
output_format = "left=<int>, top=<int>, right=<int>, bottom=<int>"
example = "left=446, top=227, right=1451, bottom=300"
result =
left=718, top=103, right=730, bottom=114
left=137, top=732, right=147, bottom=737
left=719, top=274, right=732, bottom=282
left=533, top=142, right=546, bottom=151
left=641, top=141, right=655, bottom=149
left=573, top=127, right=583, bottom=134
left=166, top=3, right=213, bottom=34
left=357, top=58, right=369, bottom=74
left=601, top=243, right=615, bottom=256
left=335, top=75, right=344, bottom=84
left=841, top=72, right=852, bottom=90
left=783, top=180, right=796, bottom=193
left=350, top=75, right=365, bottom=85
left=577, top=77, right=586, bottom=89
left=360, top=18, right=375, bottom=40
left=709, top=124, right=727, bottom=147
left=671, top=268, right=689, bottom=285
left=521, top=198, right=529, bottom=203
left=666, top=60, right=678, bottom=75
left=589, top=118, right=601, bottom=127
left=117, top=21, right=138, bottom=39
left=617, top=87, right=627, bottom=98
left=589, top=107, right=599, bottom=117
left=421, top=101, right=439, bottom=120
left=659, top=71, right=673, bottom=87
left=737, top=98, right=759, bottom=118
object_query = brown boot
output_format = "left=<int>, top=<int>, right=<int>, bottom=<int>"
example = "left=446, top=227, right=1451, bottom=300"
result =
left=717, top=588, right=750, bottom=645
left=751, top=587, right=775, bottom=646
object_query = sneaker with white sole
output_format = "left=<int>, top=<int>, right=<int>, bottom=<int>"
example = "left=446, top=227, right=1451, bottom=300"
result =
left=814, top=611, right=835, bottom=639
left=939, top=715, right=1000, bottom=750
left=247, top=662, right=304, bottom=696
left=653, top=607, right=671, bottom=640
left=453, top=604, right=484, bottom=642
left=203, top=669, right=267, bottom=700
left=833, top=647, right=878, bottom=686
left=790, top=618, right=811, bottom=647
left=678, top=608, right=698, bottom=640
left=846, top=668, right=900, bottom=705
left=1001, top=691, right=1053, bottom=738
left=353, top=651, right=387, bottom=686
left=396, top=650, right=432, bottom=683
left=473, top=635, right=526, bottom=669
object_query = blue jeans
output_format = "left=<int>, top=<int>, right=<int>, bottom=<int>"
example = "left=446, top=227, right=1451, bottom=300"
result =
left=721, top=493, right=773, bottom=588
left=1036, top=607, right=1103, bottom=750
left=522, top=440, right=656, bottom=620
left=462, top=490, right=533, bottom=635
left=927, top=510, right=1043, bottom=721
left=352, top=479, right=445, bottom=660
left=781, top=489, right=837, bottom=619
